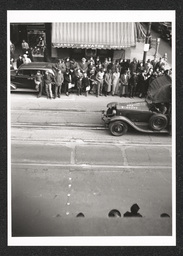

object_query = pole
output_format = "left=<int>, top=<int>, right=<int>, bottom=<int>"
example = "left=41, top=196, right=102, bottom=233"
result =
left=154, top=38, right=161, bottom=60
left=143, top=22, right=152, bottom=65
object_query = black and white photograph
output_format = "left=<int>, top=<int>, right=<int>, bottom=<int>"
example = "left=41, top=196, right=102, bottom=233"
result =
left=8, top=10, right=175, bottom=246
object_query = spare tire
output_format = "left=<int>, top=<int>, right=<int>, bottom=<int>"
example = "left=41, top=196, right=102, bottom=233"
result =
left=149, top=114, right=168, bottom=131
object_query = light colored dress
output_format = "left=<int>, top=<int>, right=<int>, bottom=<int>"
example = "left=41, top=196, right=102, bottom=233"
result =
left=104, top=72, right=112, bottom=93
left=112, top=71, right=120, bottom=95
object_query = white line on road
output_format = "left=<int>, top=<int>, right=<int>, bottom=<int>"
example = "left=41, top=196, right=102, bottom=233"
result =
left=11, top=162, right=172, bottom=169
left=11, top=139, right=172, bottom=147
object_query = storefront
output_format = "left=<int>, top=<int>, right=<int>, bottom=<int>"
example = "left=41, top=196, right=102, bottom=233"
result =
left=10, top=22, right=145, bottom=61
left=51, top=22, right=144, bottom=61
left=10, top=23, right=52, bottom=60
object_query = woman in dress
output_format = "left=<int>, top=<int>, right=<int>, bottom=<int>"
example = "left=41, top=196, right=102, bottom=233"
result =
left=112, top=67, right=120, bottom=96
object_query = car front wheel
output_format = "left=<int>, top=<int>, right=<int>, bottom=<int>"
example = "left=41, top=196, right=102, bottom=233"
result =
left=109, top=121, right=128, bottom=136
left=149, top=114, right=168, bottom=131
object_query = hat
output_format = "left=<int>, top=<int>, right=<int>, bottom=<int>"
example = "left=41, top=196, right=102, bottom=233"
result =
left=82, top=57, right=86, bottom=61
left=37, top=70, right=41, bottom=73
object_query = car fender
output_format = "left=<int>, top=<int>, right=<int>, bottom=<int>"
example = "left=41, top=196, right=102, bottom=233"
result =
left=108, top=115, right=169, bottom=133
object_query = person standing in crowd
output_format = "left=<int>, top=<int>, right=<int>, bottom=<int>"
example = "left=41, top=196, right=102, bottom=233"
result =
left=54, top=69, right=64, bottom=99
left=129, top=58, right=138, bottom=74
left=138, top=69, right=148, bottom=98
left=119, top=69, right=130, bottom=97
left=26, top=49, right=33, bottom=62
left=87, top=61, right=96, bottom=77
left=137, top=61, right=144, bottom=74
left=88, top=67, right=97, bottom=94
left=53, top=59, right=66, bottom=74
left=70, top=59, right=79, bottom=87
left=16, top=55, right=23, bottom=69
left=112, top=67, right=120, bottom=96
left=82, top=72, right=90, bottom=97
left=44, top=70, right=54, bottom=99
left=34, top=70, right=43, bottom=98
left=95, top=56, right=101, bottom=69
left=108, top=57, right=112, bottom=65
left=64, top=69, right=72, bottom=96
left=65, top=57, right=71, bottom=70
left=79, top=57, right=88, bottom=73
left=109, top=59, right=116, bottom=74
left=155, top=57, right=166, bottom=72
left=88, top=57, right=95, bottom=66
left=70, top=59, right=79, bottom=72
left=129, top=72, right=138, bottom=98
left=104, top=68, right=112, bottom=96
left=75, top=68, right=83, bottom=96
left=144, top=59, right=153, bottom=73
left=150, top=57, right=158, bottom=70
left=95, top=56, right=102, bottom=73
left=96, top=68, right=104, bottom=97
left=120, top=59, right=130, bottom=74
left=23, top=54, right=31, bottom=64
left=102, top=58, right=109, bottom=72
left=115, top=60, right=121, bottom=74
left=21, top=39, right=29, bottom=54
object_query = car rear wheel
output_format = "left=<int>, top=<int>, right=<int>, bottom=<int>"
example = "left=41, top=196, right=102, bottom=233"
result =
left=109, top=121, right=128, bottom=136
left=149, top=114, right=168, bottom=131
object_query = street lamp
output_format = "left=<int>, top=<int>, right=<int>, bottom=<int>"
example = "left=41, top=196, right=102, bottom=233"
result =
left=143, top=22, right=152, bottom=65
left=154, top=38, right=161, bottom=60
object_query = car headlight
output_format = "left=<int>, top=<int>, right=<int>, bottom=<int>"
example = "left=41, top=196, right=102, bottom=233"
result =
left=112, top=109, right=117, bottom=115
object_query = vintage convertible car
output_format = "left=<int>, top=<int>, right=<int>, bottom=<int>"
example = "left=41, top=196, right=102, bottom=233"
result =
left=102, top=74, right=172, bottom=136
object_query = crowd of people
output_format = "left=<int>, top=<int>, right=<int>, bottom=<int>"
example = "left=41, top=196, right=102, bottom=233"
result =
left=35, top=55, right=171, bottom=99
left=10, top=39, right=172, bottom=100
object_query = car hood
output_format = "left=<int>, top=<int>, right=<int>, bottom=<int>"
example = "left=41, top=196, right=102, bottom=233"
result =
left=107, top=101, right=149, bottom=111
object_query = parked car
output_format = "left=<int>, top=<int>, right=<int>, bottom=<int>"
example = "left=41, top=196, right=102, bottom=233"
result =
left=10, top=62, right=55, bottom=92
left=102, top=74, right=172, bottom=136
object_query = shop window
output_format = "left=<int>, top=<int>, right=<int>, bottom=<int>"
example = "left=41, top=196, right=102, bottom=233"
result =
left=27, top=30, right=46, bottom=57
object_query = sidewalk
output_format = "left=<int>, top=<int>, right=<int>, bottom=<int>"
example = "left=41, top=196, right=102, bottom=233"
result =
left=11, top=93, right=145, bottom=111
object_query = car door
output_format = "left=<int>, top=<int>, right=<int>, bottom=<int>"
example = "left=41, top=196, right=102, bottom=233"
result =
left=12, top=69, right=36, bottom=90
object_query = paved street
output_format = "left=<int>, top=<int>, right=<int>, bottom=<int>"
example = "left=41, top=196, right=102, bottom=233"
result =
left=10, top=93, right=173, bottom=236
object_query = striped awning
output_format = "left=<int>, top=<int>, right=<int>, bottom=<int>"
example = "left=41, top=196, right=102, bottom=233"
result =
left=52, top=22, right=141, bottom=49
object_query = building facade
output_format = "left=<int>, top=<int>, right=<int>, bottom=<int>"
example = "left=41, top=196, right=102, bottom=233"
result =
left=10, top=22, right=145, bottom=62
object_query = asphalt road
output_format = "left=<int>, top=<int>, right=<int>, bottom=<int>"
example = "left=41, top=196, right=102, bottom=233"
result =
left=10, top=93, right=173, bottom=238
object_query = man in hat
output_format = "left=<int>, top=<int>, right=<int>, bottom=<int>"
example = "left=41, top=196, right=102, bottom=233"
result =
left=79, top=57, right=88, bottom=73
left=53, top=59, right=66, bottom=74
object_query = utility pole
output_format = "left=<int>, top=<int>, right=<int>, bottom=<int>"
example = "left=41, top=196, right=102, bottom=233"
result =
left=143, top=22, right=152, bottom=65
